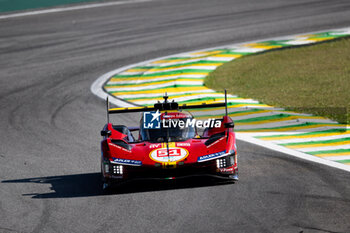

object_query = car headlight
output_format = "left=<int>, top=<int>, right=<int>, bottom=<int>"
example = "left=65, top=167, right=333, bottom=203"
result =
left=112, top=165, right=123, bottom=175
left=216, top=157, right=227, bottom=168
left=104, top=161, right=123, bottom=175
left=216, top=150, right=235, bottom=168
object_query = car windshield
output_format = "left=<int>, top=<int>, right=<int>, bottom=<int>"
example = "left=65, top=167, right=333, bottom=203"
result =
left=141, top=118, right=195, bottom=142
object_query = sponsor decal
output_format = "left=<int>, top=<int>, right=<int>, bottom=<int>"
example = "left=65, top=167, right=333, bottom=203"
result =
left=198, top=150, right=227, bottom=162
left=111, top=158, right=142, bottom=166
left=149, top=143, right=162, bottom=149
left=218, top=167, right=234, bottom=173
left=108, top=143, right=131, bottom=153
left=176, top=142, right=190, bottom=147
left=206, top=136, right=226, bottom=148
left=149, top=147, right=188, bottom=163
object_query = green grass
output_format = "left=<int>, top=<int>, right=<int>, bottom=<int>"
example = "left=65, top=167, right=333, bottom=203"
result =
left=205, top=38, right=350, bottom=124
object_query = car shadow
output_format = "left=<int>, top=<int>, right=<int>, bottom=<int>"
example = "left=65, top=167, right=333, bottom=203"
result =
left=2, top=173, right=235, bottom=199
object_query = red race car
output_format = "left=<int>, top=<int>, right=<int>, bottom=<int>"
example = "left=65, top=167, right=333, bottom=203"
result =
left=100, top=93, right=238, bottom=189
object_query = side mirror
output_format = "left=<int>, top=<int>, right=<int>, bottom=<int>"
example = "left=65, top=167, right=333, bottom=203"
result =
left=100, top=130, right=111, bottom=137
left=224, top=122, right=234, bottom=128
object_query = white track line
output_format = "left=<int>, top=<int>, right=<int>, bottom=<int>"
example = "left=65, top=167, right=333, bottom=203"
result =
left=263, top=134, right=350, bottom=144
left=0, top=0, right=154, bottom=20
left=324, top=155, right=350, bottom=161
left=297, top=144, right=350, bottom=153
left=236, top=133, right=350, bottom=172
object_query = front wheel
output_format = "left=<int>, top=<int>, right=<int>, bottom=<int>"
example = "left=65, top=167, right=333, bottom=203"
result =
left=229, top=169, right=238, bottom=181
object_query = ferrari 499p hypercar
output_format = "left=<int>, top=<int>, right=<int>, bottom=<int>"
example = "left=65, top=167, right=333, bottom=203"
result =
left=100, top=93, right=238, bottom=189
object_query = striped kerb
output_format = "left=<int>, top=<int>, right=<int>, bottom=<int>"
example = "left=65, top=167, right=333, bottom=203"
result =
left=102, top=29, right=350, bottom=166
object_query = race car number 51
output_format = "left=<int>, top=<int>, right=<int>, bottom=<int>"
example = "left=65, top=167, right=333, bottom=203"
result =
left=150, top=147, right=188, bottom=163
left=157, top=148, right=181, bottom=157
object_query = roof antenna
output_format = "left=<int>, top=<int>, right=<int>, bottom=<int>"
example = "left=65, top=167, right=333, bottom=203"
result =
left=225, top=89, right=228, bottom=117
left=106, top=96, right=110, bottom=124
left=163, top=92, right=168, bottom=103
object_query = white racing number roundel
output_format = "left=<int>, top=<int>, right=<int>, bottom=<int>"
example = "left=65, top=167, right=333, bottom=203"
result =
left=150, top=147, right=188, bottom=163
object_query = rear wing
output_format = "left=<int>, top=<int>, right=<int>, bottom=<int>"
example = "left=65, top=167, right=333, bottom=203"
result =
left=105, top=90, right=229, bottom=123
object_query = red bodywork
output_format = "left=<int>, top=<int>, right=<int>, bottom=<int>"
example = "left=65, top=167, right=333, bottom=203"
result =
left=100, top=111, right=238, bottom=183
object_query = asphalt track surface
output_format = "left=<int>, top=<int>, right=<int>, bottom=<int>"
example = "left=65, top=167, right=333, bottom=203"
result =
left=1, top=0, right=350, bottom=232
